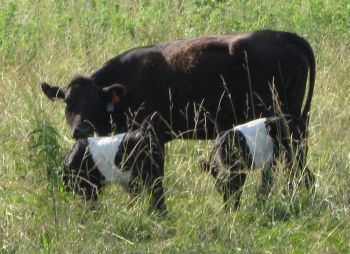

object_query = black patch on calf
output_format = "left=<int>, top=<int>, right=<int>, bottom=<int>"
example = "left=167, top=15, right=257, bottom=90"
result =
left=204, top=129, right=251, bottom=209
left=265, top=116, right=306, bottom=165
left=63, top=139, right=104, bottom=200
left=115, top=121, right=166, bottom=212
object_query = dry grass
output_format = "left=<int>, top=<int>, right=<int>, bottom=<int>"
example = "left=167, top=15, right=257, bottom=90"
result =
left=0, top=0, right=349, bottom=253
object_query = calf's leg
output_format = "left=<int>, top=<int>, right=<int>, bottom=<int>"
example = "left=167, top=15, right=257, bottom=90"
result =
left=223, top=172, right=247, bottom=210
left=258, top=167, right=273, bottom=202
left=148, top=176, right=166, bottom=214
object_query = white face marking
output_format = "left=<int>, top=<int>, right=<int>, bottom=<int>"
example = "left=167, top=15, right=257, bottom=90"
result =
left=234, top=118, right=274, bottom=170
left=87, top=133, right=131, bottom=185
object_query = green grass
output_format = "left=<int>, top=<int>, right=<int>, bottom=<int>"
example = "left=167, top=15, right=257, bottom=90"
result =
left=1, top=0, right=350, bottom=253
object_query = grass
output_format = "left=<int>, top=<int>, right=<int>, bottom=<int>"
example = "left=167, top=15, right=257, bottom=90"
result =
left=1, top=0, right=350, bottom=253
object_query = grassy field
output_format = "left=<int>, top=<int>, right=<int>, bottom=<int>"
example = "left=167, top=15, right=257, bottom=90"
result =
left=1, top=0, right=349, bottom=253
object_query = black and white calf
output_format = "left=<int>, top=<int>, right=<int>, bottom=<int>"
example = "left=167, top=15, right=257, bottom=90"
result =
left=60, top=113, right=167, bottom=213
left=201, top=115, right=315, bottom=210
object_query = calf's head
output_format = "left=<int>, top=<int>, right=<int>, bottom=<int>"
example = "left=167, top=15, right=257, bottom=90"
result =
left=41, top=77, right=126, bottom=139
left=60, top=138, right=104, bottom=200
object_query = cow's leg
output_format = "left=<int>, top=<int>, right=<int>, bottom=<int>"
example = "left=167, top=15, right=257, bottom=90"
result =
left=297, top=146, right=315, bottom=190
left=296, top=161, right=315, bottom=192
left=303, top=166, right=315, bottom=190
left=285, top=157, right=315, bottom=196
left=223, top=172, right=247, bottom=211
left=294, top=143, right=315, bottom=192
left=141, top=156, right=167, bottom=215
left=291, top=122, right=315, bottom=191
left=136, top=172, right=166, bottom=214
left=126, top=174, right=143, bottom=208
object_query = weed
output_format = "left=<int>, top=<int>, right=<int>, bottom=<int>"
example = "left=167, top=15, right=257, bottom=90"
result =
left=0, top=0, right=349, bottom=252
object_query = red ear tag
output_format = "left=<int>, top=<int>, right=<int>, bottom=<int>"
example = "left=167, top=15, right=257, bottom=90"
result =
left=111, top=92, right=120, bottom=104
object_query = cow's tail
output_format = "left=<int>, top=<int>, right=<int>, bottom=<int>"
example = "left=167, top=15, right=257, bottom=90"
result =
left=287, top=33, right=315, bottom=159
left=297, top=35, right=316, bottom=125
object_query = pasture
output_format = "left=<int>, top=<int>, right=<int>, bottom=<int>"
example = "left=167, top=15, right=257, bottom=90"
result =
left=0, top=0, right=349, bottom=253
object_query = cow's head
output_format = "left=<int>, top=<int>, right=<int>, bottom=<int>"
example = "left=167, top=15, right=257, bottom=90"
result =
left=41, top=77, right=126, bottom=139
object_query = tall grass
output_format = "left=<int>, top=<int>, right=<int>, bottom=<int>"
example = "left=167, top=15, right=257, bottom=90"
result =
left=1, top=0, right=349, bottom=253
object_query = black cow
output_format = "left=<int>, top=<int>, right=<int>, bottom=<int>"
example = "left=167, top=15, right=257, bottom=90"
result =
left=201, top=115, right=315, bottom=210
left=59, top=113, right=167, bottom=213
left=41, top=30, right=315, bottom=142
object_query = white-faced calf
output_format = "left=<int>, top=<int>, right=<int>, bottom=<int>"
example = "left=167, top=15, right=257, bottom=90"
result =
left=59, top=113, right=167, bottom=213
left=201, top=115, right=315, bottom=210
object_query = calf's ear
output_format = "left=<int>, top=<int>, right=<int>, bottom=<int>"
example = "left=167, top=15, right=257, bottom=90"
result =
left=41, top=83, right=65, bottom=100
left=102, top=84, right=126, bottom=112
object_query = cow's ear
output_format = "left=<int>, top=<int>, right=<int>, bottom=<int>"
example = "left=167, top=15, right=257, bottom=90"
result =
left=41, top=82, right=65, bottom=100
left=102, top=84, right=126, bottom=112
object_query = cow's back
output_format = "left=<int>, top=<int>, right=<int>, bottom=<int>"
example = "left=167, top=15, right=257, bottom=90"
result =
left=90, top=30, right=314, bottom=140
